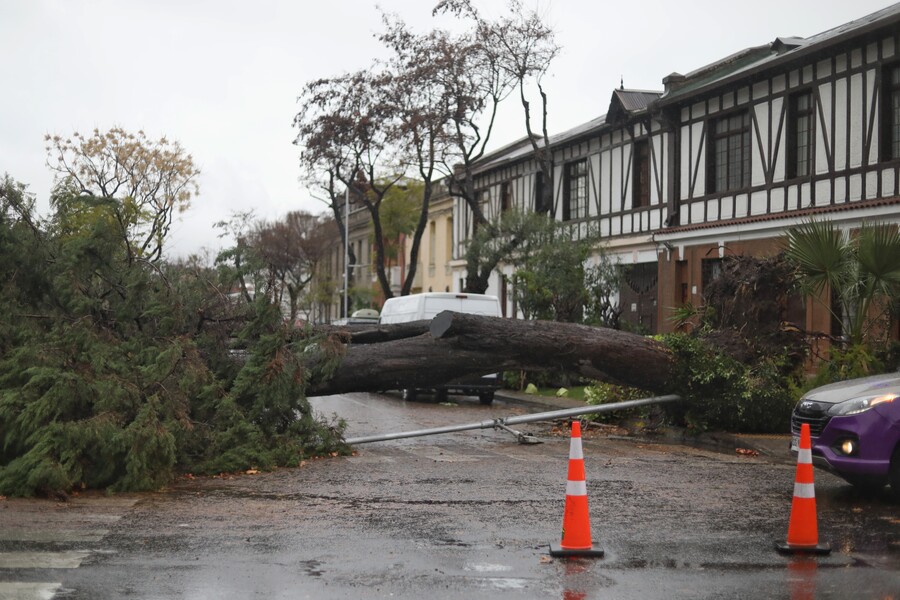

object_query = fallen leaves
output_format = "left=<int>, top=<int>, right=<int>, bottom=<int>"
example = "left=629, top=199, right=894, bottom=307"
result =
left=735, top=448, right=759, bottom=457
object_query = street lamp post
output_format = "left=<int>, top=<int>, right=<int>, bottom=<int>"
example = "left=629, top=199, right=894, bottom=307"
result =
left=343, top=185, right=349, bottom=319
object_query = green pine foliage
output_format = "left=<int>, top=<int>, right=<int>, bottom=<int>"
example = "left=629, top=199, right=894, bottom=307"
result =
left=0, top=178, right=347, bottom=497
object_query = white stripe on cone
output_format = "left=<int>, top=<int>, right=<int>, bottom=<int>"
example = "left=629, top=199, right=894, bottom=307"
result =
left=566, top=480, right=587, bottom=496
left=569, top=441, right=583, bottom=460
left=793, top=482, right=816, bottom=499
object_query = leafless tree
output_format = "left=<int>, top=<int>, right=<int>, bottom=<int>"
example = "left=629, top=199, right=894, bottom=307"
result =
left=294, top=70, right=406, bottom=305
left=251, top=211, right=335, bottom=321
left=434, top=0, right=559, bottom=291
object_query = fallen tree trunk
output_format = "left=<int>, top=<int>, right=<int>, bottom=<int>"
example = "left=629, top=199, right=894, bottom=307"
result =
left=430, top=312, right=675, bottom=391
left=315, top=321, right=430, bottom=344
left=307, top=312, right=675, bottom=396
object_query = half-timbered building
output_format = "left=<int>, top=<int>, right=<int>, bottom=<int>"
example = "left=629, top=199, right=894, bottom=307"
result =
left=451, top=3, right=900, bottom=335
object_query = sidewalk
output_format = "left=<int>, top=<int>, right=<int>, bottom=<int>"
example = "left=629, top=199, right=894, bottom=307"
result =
left=495, top=389, right=794, bottom=464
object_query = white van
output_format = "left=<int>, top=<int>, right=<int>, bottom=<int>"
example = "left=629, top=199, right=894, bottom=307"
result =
left=379, top=292, right=501, bottom=323
left=379, top=292, right=502, bottom=403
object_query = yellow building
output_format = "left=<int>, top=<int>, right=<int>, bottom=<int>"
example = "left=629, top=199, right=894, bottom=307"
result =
left=415, top=182, right=455, bottom=295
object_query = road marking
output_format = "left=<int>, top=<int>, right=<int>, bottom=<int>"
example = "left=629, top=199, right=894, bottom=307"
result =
left=0, top=582, right=62, bottom=600
left=0, top=551, right=92, bottom=569
left=0, top=499, right=134, bottom=599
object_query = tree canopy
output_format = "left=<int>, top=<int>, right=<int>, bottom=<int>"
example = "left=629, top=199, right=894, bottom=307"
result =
left=45, top=128, right=200, bottom=262
left=0, top=173, right=346, bottom=498
left=294, top=1, right=562, bottom=298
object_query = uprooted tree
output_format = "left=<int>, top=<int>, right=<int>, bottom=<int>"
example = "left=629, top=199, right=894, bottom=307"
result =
left=0, top=172, right=807, bottom=499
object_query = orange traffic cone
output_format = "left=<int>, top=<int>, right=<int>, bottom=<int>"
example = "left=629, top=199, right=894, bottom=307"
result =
left=775, top=423, right=831, bottom=555
left=549, top=421, right=604, bottom=557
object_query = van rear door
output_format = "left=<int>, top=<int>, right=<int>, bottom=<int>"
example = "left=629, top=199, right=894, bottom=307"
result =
left=421, top=294, right=500, bottom=319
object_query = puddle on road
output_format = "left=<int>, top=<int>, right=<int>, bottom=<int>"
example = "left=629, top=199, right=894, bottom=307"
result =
left=464, top=562, right=529, bottom=590
left=464, top=562, right=512, bottom=573
left=483, top=577, right=529, bottom=590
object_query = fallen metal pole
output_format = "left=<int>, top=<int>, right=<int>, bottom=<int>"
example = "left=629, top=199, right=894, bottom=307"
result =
left=344, top=394, right=681, bottom=445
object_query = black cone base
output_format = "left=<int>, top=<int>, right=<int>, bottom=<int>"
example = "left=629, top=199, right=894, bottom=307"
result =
left=549, top=543, right=605, bottom=558
left=774, top=541, right=832, bottom=555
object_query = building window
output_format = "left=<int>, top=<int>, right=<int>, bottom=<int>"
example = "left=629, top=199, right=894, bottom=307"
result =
left=479, top=189, right=490, bottom=215
left=428, top=221, right=436, bottom=266
left=787, top=91, right=814, bottom=178
left=534, top=171, right=549, bottom=213
left=458, top=200, right=471, bottom=258
left=882, top=62, right=900, bottom=161
left=446, top=217, right=453, bottom=261
left=563, top=159, right=588, bottom=221
left=500, top=181, right=511, bottom=212
left=707, top=111, right=751, bottom=193
left=632, top=140, right=651, bottom=208
left=701, top=257, right=723, bottom=290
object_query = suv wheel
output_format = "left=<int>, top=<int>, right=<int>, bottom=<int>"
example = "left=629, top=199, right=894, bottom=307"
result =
left=478, top=391, right=494, bottom=405
left=844, top=472, right=885, bottom=494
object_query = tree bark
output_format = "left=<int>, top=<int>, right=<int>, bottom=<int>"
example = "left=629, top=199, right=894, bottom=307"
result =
left=315, top=321, right=430, bottom=344
left=307, top=312, right=675, bottom=396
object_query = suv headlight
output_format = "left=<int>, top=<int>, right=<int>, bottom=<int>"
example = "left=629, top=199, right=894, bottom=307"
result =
left=827, top=393, right=897, bottom=416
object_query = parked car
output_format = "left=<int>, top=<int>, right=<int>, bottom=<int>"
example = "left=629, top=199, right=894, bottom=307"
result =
left=331, top=308, right=380, bottom=326
left=379, top=292, right=502, bottom=404
left=790, top=372, right=900, bottom=498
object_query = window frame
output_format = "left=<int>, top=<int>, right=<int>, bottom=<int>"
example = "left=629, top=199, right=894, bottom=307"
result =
left=428, top=220, right=436, bottom=267
left=786, top=89, right=814, bottom=180
left=706, top=110, right=752, bottom=194
left=562, top=158, right=588, bottom=221
left=881, top=61, right=900, bottom=162
left=534, top=170, right=550, bottom=213
left=500, top=181, right=512, bottom=212
left=701, top=257, right=723, bottom=291
left=632, top=139, right=651, bottom=209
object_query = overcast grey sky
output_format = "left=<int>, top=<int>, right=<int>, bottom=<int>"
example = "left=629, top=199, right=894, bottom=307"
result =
left=1, top=0, right=895, bottom=259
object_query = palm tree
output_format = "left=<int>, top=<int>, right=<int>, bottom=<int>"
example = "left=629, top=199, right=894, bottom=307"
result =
left=785, top=220, right=900, bottom=346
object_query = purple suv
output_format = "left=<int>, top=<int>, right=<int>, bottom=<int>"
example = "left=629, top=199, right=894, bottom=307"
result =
left=790, top=372, right=900, bottom=499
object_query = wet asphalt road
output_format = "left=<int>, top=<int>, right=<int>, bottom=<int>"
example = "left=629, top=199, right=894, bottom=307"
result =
left=1, top=391, right=898, bottom=599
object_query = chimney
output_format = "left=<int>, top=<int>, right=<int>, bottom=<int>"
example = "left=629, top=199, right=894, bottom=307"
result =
left=662, top=72, right=686, bottom=93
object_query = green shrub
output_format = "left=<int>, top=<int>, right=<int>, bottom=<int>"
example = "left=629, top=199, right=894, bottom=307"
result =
left=583, top=382, right=648, bottom=424
left=663, top=334, right=797, bottom=434
left=804, top=343, right=884, bottom=392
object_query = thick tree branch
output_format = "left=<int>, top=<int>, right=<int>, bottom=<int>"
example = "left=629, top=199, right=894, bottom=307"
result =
left=306, top=312, right=675, bottom=396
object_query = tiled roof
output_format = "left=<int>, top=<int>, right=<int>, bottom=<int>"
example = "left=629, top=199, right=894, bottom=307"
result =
left=472, top=88, right=664, bottom=173
left=612, top=89, right=661, bottom=112
left=660, top=3, right=900, bottom=104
